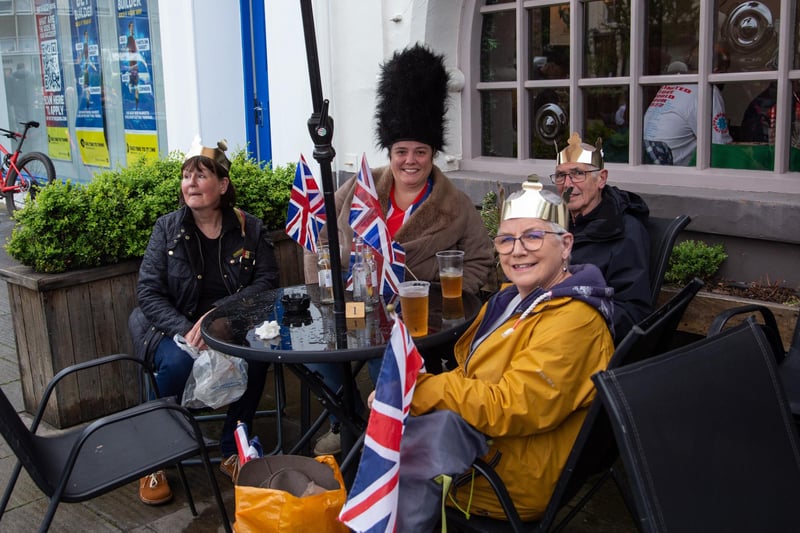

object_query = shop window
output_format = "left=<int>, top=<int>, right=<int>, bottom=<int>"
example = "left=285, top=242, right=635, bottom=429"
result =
left=528, top=4, right=569, bottom=81
left=644, top=0, right=700, bottom=75
left=796, top=4, right=800, bottom=70
left=527, top=4, right=570, bottom=158
left=584, top=0, right=629, bottom=78
left=15, top=0, right=32, bottom=15
left=530, top=87, right=569, bottom=160
left=472, top=0, right=797, bottom=174
left=585, top=85, right=628, bottom=163
left=0, top=0, right=165, bottom=182
left=480, top=9, right=516, bottom=82
left=481, top=89, right=517, bottom=157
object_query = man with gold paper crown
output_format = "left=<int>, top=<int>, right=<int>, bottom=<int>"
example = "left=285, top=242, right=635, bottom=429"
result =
left=390, top=180, right=615, bottom=528
left=552, top=132, right=651, bottom=342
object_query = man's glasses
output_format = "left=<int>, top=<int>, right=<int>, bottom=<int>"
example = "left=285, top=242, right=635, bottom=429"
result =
left=493, top=230, right=565, bottom=255
left=549, top=169, right=596, bottom=185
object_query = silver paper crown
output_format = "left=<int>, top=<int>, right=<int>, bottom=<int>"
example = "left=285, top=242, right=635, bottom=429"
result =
left=555, top=132, right=604, bottom=169
left=500, top=176, right=568, bottom=229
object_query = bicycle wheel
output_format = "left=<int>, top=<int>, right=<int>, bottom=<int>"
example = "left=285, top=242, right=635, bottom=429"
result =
left=5, top=151, right=56, bottom=217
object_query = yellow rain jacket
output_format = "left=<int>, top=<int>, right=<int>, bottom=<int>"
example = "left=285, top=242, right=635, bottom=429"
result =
left=411, top=282, right=614, bottom=521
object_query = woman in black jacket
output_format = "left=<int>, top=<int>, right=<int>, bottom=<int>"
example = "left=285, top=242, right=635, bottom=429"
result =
left=132, top=140, right=278, bottom=505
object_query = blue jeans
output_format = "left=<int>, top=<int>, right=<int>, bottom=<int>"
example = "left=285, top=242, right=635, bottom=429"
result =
left=305, top=361, right=371, bottom=424
left=153, top=337, right=269, bottom=457
left=367, top=356, right=382, bottom=384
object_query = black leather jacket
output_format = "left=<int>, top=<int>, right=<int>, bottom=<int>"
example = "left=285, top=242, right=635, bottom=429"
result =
left=136, top=205, right=279, bottom=343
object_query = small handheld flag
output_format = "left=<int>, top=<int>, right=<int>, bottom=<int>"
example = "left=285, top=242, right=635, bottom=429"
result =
left=285, top=155, right=326, bottom=252
left=349, top=154, right=405, bottom=296
left=234, top=421, right=251, bottom=466
left=338, top=316, right=425, bottom=532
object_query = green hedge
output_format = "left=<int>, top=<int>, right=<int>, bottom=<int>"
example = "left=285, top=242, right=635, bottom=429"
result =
left=6, top=150, right=295, bottom=273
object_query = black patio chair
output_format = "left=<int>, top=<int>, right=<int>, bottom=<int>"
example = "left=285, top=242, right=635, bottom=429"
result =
left=0, top=353, right=231, bottom=533
left=645, top=214, right=691, bottom=308
left=445, top=278, right=704, bottom=532
left=592, top=319, right=800, bottom=532
left=708, top=303, right=800, bottom=423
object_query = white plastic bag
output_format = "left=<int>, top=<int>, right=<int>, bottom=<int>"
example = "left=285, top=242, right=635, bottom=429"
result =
left=174, top=334, right=248, bottom=409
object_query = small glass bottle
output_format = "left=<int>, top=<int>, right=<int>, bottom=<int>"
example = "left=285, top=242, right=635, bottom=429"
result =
left=317, top=245, right=334, bottom=304
left=365, top=248, right=379, bottom=304
left=352, top=237, right=371, bottom=309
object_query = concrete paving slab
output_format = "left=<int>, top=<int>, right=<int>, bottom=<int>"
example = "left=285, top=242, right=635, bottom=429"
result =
left=0, top=357, right=20, bottom=385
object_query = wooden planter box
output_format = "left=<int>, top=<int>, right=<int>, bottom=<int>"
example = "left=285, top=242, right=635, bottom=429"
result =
left=659, top=287, right=799, bottom=351
left=0, top=260, right=142, bottom=428
left=271, top=229, right=305, bottom=286
left=0, top=230, right=304, bottom=428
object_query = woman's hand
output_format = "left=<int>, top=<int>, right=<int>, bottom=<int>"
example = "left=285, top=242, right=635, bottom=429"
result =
left=367, top=390, right=376, bottom=409
left=184, top=309, right=214, bottom=349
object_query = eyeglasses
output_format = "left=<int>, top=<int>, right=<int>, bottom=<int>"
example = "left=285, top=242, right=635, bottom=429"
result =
left=549, top=169, right=596, bottom=185
left=493, top=230, right=565, bottom=255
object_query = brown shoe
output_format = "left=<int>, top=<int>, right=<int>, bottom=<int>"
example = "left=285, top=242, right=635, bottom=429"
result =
left=220, top=455, right=240, bottom=483
left=139, top=470, right=172, bottom=505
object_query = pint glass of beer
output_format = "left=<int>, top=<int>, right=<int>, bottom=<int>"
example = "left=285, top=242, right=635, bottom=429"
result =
left=436, top=250, right=464, bottom=298
left=398, top=280, right=430, bottom=337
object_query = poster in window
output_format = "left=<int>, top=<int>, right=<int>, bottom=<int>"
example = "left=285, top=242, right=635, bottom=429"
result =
left=70, top=0, right=110, bottom=167
left=33, top=0, right=71, bottom=160
left=117, top=0, right=158, bottom=163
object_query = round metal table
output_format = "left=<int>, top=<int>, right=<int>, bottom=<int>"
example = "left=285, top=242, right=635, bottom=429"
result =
left=201, top=284, right=482, bottom=472
left=201, top=283, right=481, bottom=366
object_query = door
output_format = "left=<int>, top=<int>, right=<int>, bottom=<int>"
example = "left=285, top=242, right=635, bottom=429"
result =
left=240, top=0, right=272, bottom=163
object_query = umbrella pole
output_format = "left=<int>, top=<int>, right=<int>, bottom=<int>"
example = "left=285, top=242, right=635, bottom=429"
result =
left=300, top=1, right=359, bottom=479
left=299, top=0, right=347, bottom=351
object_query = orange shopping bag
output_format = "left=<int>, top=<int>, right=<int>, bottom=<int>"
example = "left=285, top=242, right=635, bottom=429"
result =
left=233, top=454, right=348, bottom=533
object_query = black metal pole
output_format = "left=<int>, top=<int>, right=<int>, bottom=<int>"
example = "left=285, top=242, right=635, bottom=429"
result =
left=299, top=0, right=347, bottom=350
left=299, top=0, right=357, bottom=474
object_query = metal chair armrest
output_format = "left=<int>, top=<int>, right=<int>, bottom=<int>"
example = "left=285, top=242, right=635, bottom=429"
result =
left=708, top=304, right=778, bottom=336
left=470, top=457, right=525, bottom=532
left=32, top=354, right=158, bottom=433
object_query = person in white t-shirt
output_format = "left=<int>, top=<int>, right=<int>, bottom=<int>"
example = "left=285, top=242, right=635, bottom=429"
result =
left=643, top=56, right=733, bottom=165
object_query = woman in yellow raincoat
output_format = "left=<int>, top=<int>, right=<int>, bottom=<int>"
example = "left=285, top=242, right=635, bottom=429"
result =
left=402, top=177, right=615, bottom=527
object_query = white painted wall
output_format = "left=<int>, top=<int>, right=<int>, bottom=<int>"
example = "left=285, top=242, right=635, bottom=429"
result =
left=159, top=0, right=247, bottom=155
left=263, top=1, right=316, bottom=173
left=264, top=1, right=464, bottom=181
left=264, top=0, right=386, bottom=181
left=159, top=0, right=463, bottom=173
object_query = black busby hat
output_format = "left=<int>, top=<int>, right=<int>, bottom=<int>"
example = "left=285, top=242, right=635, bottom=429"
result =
left=375, top=43, right=449, bottom=152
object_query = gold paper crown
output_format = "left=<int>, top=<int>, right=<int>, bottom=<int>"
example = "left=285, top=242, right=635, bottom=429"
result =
left=555, top=132, right=604, bottom=170
left=186, top=136, right=231, bottom=171
left=500, top=176, right=568, bottom=229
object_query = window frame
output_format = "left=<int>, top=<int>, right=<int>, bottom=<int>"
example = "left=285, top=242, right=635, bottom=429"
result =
left=461, top=0, right=800, bottom=185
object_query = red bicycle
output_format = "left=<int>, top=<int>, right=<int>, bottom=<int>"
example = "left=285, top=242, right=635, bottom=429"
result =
left=0, top=121, right=56, bottom=216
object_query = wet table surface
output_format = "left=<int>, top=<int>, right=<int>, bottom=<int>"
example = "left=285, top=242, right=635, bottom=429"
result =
left=201, top=284, right=482, bottom=365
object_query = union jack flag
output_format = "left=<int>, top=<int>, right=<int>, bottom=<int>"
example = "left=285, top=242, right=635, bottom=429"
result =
left=285, top=154, right=326, bottom=252
left=349, top=154, right=405, bottom=296
left=338, top=317, right=425, bottom=532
